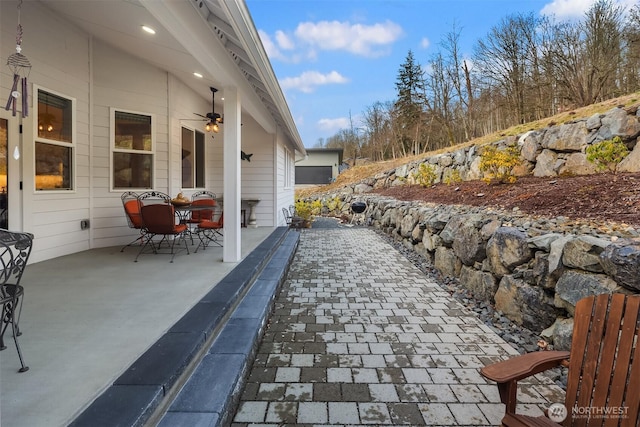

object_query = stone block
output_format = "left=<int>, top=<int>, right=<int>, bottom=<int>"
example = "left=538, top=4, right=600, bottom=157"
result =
left=486, top=227, right=532, bottom=278
left=600, top=240, right=640, bottom=291
left=554, top=270, right=622, bottom=315
left=495, top=275, right=558, bottom=330
left=434, top=246, right=461, bottom=278
left=562, top=235, right=609, bottom=272
left=459, top=265, right=497, bottom=302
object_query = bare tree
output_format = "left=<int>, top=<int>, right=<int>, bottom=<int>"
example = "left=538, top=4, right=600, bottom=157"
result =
left=473, top=13, right=540, bottom=125
left=621, top=3, right=640, bottom=93
left=543, top=0, right=624, bottom=106
left=441, top=23, right=477, bottom=141
left=361, top=101, right=391, bottom=161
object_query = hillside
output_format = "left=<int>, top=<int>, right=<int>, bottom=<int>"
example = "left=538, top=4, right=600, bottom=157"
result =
left=298, top=93, right=640, bottom=229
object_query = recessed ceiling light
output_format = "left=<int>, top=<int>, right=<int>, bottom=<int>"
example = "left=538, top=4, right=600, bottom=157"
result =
left=141, top=25, right=156, bottom=35
left=193, top=72, right=203, bottom=78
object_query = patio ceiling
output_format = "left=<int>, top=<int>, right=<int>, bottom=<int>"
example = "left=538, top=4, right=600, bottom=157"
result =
left=37, top=0, right=304, bottom=152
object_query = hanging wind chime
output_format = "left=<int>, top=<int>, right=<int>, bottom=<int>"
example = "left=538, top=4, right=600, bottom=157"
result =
left=5, top=0, right=31, bottom=118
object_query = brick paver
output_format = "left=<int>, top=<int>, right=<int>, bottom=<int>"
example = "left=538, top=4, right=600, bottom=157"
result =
left=232, top=228, right=565, bottom=426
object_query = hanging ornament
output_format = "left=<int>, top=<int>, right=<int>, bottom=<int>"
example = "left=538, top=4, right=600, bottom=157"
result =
left=5, top=0, right=31, bottom=117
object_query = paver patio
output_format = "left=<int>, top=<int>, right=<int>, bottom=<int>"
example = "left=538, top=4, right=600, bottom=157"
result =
left=231, top=226, right=566, bottom=426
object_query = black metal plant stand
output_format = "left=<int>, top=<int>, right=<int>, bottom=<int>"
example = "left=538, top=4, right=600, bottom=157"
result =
left=0, top=229, right=34, bottom=372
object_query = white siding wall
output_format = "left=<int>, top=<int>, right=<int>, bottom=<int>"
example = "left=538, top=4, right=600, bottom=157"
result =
left=275, top=135, right=296, bottom=227
left=90, top=40, right=172, bottom=249
left=240, top=116, right=274, bottom=226
left=1, top=1, right=91, bottom=262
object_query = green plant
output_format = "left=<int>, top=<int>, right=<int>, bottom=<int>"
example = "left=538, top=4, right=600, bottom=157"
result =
left=324, top=197, right=342, bottom=215
left=294, top=200, right=314, bottom=221
left=479, top=145, right=521, bottom=184
left=442, top=169, right=462, bottom=185
left=413, top=163, right=437, bottom=187
left=586, top=136, right=629, bottom=173
left=294, top=199, right=322, bottom=221
left=310, top=200, right=322, bottom=216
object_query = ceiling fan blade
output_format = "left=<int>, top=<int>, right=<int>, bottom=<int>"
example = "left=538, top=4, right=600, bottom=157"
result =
left=194, top=112, right=208, bottom=119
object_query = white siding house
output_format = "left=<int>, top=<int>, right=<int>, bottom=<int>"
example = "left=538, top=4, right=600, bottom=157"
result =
left=0, top=0, right=305, bottom=263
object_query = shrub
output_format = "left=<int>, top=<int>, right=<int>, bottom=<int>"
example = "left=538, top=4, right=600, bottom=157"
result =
left=586, top=136, right=629, bottom=173
left=324, top=197, right=342, bottom=215
left=310, top=200, right=322, bottom=216
left=479, top=145, right=521, bottom=184
left=413, top=163, right=437, bottom=187
left=442, top=169, right=462, bottom=185
left=294, top=200, right=314, bottom=221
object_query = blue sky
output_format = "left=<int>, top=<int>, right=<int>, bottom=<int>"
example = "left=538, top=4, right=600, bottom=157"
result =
left=246, top=0, right=635, bottom=147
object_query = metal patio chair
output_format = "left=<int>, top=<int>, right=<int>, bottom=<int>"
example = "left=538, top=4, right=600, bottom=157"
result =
left=0, top=229, right=34, bottom=372
left=120, top=191, right=145, bottom=252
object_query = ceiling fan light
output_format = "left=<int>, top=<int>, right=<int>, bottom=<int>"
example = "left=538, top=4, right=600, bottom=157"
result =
left=205, top=121, right=219, bottom=133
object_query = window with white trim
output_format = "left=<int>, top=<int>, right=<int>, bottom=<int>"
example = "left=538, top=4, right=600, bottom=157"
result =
left=35, top=88, right=74, bottom=191
left=181, top=126, right=205, bottom=188
left=112, top=109, right=154, bottom=189
left=284, top=147, right=292, bottom=188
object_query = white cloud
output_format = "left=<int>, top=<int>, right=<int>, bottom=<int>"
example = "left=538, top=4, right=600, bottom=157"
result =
left=258, top=29, right=286, bottom=61
left=280, top=70, right=349, bottom=93
left=294, top=20, right=403, bottom=57
left=317, top=117, right=350, bottom=132
left=541, top=0, right=636, bottom=20
left=420, top=37, right=430, bottom=49
left=275, top=30, right=295, bottom=50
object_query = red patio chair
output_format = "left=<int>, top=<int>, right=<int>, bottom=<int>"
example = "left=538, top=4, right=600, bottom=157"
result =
left=120, top=191, right=145, bottom=252
left=480, top=293, right=640, bottom=427
left=135, top=191, right=189, bottom=262
left=187, top=191, right=217, bottom=224
left=195, top=212, right=223, bottom=252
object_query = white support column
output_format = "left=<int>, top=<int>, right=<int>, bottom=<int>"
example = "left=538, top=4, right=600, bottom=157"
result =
left=223, top=87, right=242, bottom=262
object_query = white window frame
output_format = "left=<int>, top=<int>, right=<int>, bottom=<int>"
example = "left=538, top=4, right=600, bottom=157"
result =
left=181, top=125, right=206, bottom=190
left=33, top=85, right=76, bottom=192
left=110, top=107, right=155, bottom=191
left=284, top=147, right=292, bottom=189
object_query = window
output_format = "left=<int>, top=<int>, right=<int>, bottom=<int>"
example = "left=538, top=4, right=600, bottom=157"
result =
left=181, top=127, right=205, bottom=188
left=284, top=147, right=292, bottom=188
left=112, top=109, right=153, bottom=189
left=35, top=88, right=74, bottom=191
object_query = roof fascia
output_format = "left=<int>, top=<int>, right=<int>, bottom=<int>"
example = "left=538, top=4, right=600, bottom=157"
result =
left=139, top=0, right=276, bottom=134
left=219, top=0, right=305, bottom=155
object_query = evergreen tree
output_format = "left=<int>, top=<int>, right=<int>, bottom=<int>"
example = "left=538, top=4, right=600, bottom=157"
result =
left=395, top=50, right=426, bottom=156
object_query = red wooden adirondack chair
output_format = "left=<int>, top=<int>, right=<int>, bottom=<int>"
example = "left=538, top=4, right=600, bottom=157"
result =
left=481, top=293, right=639, bottom=427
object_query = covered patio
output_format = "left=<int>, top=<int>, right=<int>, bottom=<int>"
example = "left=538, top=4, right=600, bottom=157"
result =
left=0, top=227, right=277, bottom=426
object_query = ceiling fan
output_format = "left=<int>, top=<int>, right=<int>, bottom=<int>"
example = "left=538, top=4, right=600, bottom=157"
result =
left=194, top=87, right=223, bottom=133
